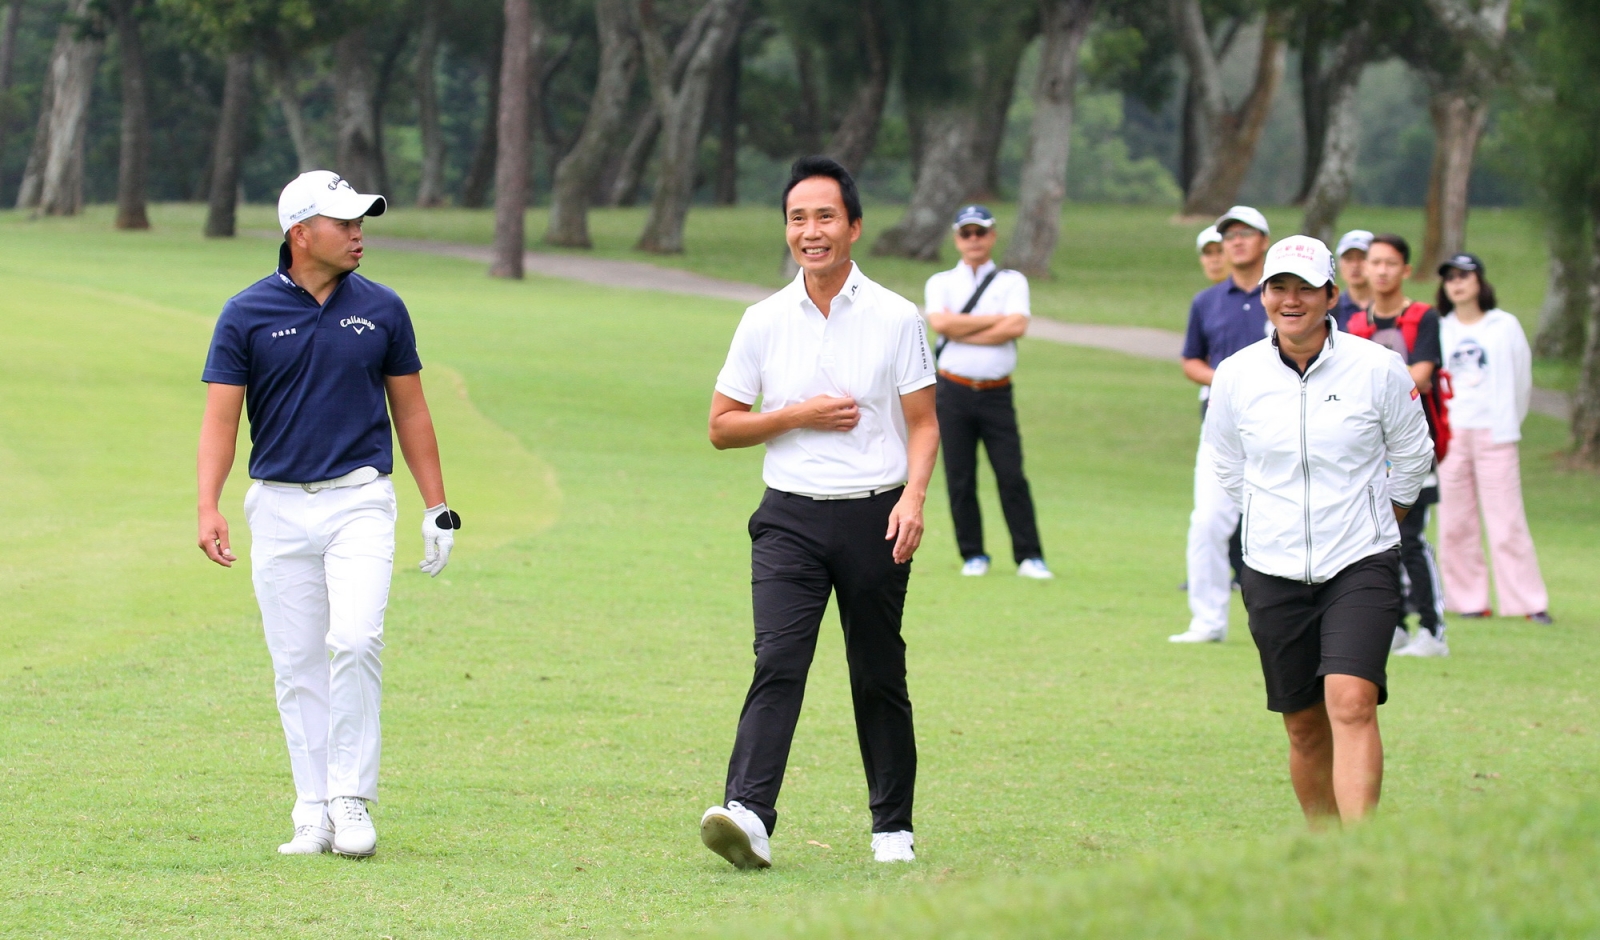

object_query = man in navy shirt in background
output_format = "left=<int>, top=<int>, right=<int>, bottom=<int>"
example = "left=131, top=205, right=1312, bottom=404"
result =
left=1170, top=206, right=1270, bottom=644
left=196, top=171, right=460, bottom=858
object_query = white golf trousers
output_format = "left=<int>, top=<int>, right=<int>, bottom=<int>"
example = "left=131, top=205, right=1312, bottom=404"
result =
left=245, top=478, right=396, bottom=828
left=1186, top=438, right=1239, bottom=636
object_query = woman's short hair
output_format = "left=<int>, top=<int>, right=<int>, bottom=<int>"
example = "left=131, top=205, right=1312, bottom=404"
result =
left=781, top=156, right=863, bottom=223
left=1436, top=270, right=1498, bottom=314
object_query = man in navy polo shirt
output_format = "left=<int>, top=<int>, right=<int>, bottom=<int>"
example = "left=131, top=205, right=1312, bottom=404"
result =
left=1171, top=206, right=1270, bottom=644
left=196, top=171, right=460, bottom=858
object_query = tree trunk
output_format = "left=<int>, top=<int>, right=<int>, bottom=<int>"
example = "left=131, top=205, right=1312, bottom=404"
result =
left=792, top=41, right=823, bottom=155
left=204, top=50, right=253, bottom=238
left=634, top=0, right=747, bottom=254
left=461, top=42, right=502, bottom=208
left=1173, top=1, right=1286, bottom=217
left=1536, top=221, right=1591, bottom=361
left=0, top=0, right=23, bottom=158
left=1297, top=51, right=1365, bottom=244
left=333, top=29, right=381, bottom=193
left=413, top=0, right=445, bottom=205
left=546, top=0, right=639, bottom=244
left=970, top=22, right=1033, bottom=202
left=712, top=32, right=739, bottom=205
left=607, top=107, right=657, bottom=206
left=25, top=0, right=102, bottom=216
left=1295, top=19, right=1325, bottom=204
left=266, top=51, right=321, bottom=172
left=1572, top=211, right=1600, bottom=466
left=823, top=1, right=890, bottom=176
left=491, top=0, right=535, bottom=278
left=1418, top=88, right=1488, bottom=274
left=113, top=0, right=150, bottom=230
left=870, top=106, right=981, bottom=261
left=1002, top=0, right=1096, bottom=278
left=369, top=22, right=413, bottom=198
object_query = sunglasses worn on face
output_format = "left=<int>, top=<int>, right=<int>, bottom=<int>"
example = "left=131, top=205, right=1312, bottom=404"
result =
left=1443, top=268, right=1475, bottom=281
left=957, top=227, right=991, bottom=239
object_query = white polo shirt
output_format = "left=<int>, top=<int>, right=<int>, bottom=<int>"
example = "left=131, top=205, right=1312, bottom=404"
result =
left=923, top=260, right=1030, bottom=381
left=716, top=262, right=937, bottom=497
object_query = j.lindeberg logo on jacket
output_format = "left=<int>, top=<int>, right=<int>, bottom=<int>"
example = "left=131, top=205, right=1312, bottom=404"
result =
left=340, top=316, right=377, bottom=334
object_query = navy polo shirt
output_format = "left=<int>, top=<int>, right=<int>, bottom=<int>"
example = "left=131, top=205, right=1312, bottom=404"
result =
left=202, top=243, right=423, bottom=483
left=1181, top=278, right=1268, bottom=368
left=1332, top=291, right=1363, bottom=331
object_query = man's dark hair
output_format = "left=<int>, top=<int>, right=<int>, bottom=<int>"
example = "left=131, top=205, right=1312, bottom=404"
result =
left=781, top=156, right=863, bottom=223
left=1369, top=233, right=1411, bottom=264
left=1435, top=271, right=1497, bottom=314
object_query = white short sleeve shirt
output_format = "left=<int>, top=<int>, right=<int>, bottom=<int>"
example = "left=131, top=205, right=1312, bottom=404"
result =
left=716, top=262, right=937, bottom=496
left=923, top=260, right=1030, bottom=381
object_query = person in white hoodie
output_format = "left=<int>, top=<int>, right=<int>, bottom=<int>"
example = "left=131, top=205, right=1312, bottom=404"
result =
left=1435, top=253, right=1553, bottom=625
left=1206, top=235, right=1434, bottom=825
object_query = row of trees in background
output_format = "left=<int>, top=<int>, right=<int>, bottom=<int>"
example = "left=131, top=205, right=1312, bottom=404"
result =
left=1, top=0, right=1598, bottom=459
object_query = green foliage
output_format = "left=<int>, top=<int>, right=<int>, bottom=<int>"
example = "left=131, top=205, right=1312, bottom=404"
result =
left=1507, top=0, right=1600, bottom=235
left=1065, top=91, right=1182, bottom=204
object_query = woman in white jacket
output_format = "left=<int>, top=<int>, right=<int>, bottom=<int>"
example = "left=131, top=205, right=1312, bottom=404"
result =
left=1435, top=253, right=1552, bottom=623
left=1206, top=236, right=1434, bottom=824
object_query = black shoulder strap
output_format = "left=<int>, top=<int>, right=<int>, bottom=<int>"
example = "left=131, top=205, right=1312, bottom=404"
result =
left=937, top=269, right=1003, bottom=360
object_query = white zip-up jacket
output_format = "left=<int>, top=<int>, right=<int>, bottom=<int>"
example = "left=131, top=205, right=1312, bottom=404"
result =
left=1205, top=319, right=1434, bottom=584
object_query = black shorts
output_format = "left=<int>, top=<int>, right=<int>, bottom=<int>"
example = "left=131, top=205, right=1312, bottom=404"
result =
left=1240, top=549, right=1403, bottom=714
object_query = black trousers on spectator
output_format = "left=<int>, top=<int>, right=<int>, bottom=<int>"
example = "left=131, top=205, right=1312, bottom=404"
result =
left=936, top=377, right=1043, bottom=563
left=724, top=487, right=916, bottom=836
left=1398, top=485, right=1445, bottom=635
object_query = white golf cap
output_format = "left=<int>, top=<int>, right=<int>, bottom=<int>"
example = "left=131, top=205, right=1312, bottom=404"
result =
left=277, top=170, right=387, bottom=233
left=1214, top=205, right=1270, bottom=237
left=1196, top=225, right=1223, bottom=251
left=1262, top=235, right=1336, bottom=288
left=1335, top=229, right=1374, bottom=257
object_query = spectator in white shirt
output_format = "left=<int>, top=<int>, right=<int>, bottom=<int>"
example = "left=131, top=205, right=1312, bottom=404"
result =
left=1434, top=253, right=1552, bottom=624
left=698, top=156, right=939, bottom=870
left=924, top=205, right=1051, bottom=580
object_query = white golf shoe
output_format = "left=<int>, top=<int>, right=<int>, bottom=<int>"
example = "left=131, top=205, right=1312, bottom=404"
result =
left=1391, top=626, right=1411, bottom=652
left=329, top=796, right=377, bottom=857
left=871, top=830, right=915, bottom=863
left=1168, top=628, right=1225, bottom=643
left=1395, top=629, right=1449, bottom=658
left=1016, top=558, right=1054, bottom=580
left=961, top=556, right=990, bottom=577
left=700, top=801, right=771, bottom=870
left=277, top=823, right=334, bottom=855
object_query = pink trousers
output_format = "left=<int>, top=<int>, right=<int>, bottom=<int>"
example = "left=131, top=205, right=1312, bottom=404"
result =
left=1437, top=427, right=1549, bottom=616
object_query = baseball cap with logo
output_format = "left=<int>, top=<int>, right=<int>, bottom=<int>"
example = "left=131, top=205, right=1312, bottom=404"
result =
left=277, top=170, right=387, bottom=233
left=1196, top=225, right=1223, bottom=251
left=1335, top=229, right=1374, bottom=257
left=1214, top=205, right=1270, bottom=237
left=1262, top=235, right=1336, bottom=288
left=952, top=204, right=996, bottom=230
left=1437, top=252, right=1485, bottom=278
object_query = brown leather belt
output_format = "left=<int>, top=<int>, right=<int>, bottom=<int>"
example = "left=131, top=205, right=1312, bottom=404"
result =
left=938, top=370, right=1011, bottom=391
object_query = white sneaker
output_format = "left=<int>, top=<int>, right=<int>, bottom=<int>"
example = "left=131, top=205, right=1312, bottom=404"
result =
left=961, top=556, right=990, bottom=576
left=1395, top=629, right=1449, bottom=658
left=1016, top=558, right=1054, bottom=580
left=1168, top=628, right=1225, bottom=643
left=277, top=823, right=334, bottom=855
left=1391, top=626, right=1411, bottom=652
left=871, top=830, right=915, bottom=862
left=329, top=796, right=377, bottom=857
left=700, top=801, right=771, bottom=869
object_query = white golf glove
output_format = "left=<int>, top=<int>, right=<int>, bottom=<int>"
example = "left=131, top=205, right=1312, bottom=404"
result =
left=420, top=504, right=460, bottom=577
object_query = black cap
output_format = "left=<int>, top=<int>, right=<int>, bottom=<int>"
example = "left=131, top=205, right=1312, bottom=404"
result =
left=1438, top=252, right=1484, bottom=278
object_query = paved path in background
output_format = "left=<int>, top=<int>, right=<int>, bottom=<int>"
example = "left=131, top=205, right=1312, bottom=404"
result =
left=362, top=234, right=1571, bottom=420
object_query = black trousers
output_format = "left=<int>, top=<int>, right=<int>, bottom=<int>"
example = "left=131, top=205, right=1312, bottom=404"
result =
left=724, top=488, right=917, bottom=836
left=1398, top=486, right=1444, bottom=635
left=936, top=377, right=1043, bottom=563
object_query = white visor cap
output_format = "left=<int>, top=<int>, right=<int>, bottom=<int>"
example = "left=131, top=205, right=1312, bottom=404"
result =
left=1335, top=229, right=1374, bottom=257
left=1214, top=205, right=1270, bottom=237
left=1262, top=235, right=1336, bottom=289
left=278, top=170, right=387, bottom=233
left=1196, top=225, right=1223, bottom=251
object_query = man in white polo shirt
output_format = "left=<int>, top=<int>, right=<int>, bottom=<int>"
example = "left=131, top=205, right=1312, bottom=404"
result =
left=924, top=205, right=1050, bottom=580
left=699, top=156, right=939, bottom=869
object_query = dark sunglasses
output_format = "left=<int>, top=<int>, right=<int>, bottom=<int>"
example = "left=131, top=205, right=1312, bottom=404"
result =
left=1442, top=268, right=1477, bottom=282
left=956, top=227, right=991, bottom=239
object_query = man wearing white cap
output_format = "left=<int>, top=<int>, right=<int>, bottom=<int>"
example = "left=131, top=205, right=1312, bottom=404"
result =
left=1331, top=229, right=1374, bottom=330
left=1171, top=206, right=1271, bottom=644
left=196, top=171, right=460, bottom=857
left=1197, top=225, right=1228, bottom=284
left=1206, top=235, right=1431, bottom=823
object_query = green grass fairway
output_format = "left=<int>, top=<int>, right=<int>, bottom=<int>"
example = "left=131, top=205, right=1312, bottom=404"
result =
left=1, top=206, right=1596, bottom=938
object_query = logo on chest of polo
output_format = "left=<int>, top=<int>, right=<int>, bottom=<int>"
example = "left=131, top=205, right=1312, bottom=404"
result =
left=271, top=328, right=299, bottom=339
left=340, top=316, right=377, bottom=335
